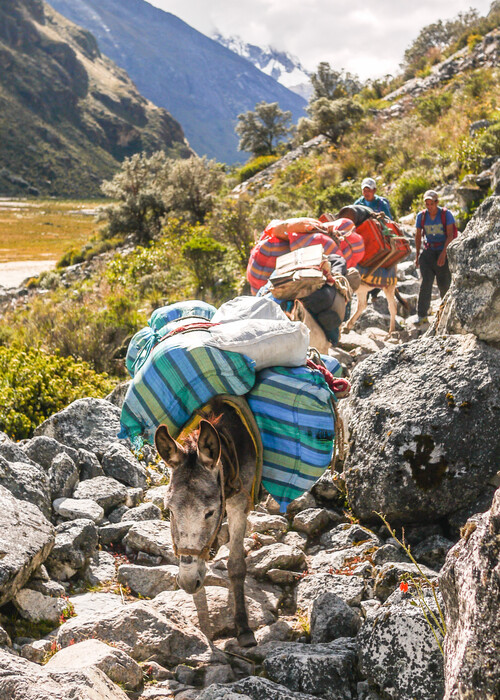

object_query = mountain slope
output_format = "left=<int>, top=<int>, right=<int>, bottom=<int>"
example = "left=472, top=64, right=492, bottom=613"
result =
left=213, top=33, right=312, bottom=101
left=0, top=0, right=191, bottom=197
left=47, top=0, right=307, bottom=164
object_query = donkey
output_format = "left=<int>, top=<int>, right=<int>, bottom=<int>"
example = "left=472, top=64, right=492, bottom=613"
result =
left=154, top=400, right=258, bottom=647
left=344, top=276, right=398, bottom=335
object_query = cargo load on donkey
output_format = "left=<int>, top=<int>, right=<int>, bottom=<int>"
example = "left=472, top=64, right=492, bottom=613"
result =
left=118, top=297, right=350, bottom=646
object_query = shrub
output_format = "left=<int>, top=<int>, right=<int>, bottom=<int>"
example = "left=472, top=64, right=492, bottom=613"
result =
left=416, top=92, right=452, bottom=125
left=237, top=155, right=279, bottom=182
left=476, top=121, right=500, bottom=157
left=455, top=135, right=485, bottom=173
left=314, top=182, right=358, bottom=217
left=307, top=98, right=364, bottom=144
left=182, top=230, right=231, bottom=301
left=0, top=345, right=114, bottom=440
left=391, top=173, right=433, bottom=215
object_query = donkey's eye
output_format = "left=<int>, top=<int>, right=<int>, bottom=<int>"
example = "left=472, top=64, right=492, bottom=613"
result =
left=205, top=510, right=215, bottom=520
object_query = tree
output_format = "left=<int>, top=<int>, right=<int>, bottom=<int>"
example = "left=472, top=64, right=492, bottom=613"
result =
left=401, top=9, right=480, bottom=78
left=160, top=156, right=225, bottom=223
left=307, top=97, right=364, bottom=144
left=310, top=63, right=361, bottom=102
left=236, top=101, right=293, bottom=156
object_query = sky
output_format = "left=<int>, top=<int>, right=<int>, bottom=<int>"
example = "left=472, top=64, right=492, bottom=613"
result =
left=145, top=0, right=494, bottom=79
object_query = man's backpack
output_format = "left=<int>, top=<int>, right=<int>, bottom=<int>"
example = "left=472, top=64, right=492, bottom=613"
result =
left=419, top=207, right=458, bottom=240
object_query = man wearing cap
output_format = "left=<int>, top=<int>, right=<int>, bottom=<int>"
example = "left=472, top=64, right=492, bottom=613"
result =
left=354, top=177, right=393, bottom=218
left=415, top=190, right=455, bottom=325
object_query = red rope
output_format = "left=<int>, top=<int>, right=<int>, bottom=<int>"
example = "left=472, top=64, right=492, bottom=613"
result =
left=306, top=359, right=351, bottom=398
left=164, top=321, right=220, bottom=338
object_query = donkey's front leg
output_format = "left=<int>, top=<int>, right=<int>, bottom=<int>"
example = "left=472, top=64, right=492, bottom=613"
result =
left=225, top=496, right=256, bottom=647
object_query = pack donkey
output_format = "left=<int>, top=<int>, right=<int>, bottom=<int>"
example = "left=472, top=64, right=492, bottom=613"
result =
left=154, top=399, right=258, bottom=647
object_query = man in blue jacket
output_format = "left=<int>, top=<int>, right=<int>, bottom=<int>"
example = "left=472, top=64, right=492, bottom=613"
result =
left=415, top=190, right=456, bottom=325
left=354, top=177, right=393, bottom=218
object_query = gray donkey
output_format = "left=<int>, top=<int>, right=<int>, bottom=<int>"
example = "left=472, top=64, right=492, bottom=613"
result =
left=154, top=399, right=259, bottom=647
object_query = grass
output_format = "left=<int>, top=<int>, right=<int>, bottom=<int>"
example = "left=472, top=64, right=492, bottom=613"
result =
left=0, top=198, right=108, bottom=263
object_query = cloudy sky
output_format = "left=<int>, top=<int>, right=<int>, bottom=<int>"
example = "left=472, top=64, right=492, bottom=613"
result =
left=145, top=0, right=493, bottom=79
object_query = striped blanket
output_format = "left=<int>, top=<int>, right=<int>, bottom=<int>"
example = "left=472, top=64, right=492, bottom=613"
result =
left=119, top=330, right=256, bottom=443
left=357, top=264, right=397, bottom=288
left=247, top=365, right=335, bottom=511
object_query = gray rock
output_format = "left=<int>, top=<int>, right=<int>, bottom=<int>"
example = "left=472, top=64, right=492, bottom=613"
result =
left=439, top=488, right=500, bottom=699
left=245, top=543, right=306, bottom=578
left=99, top=521, right=135, bottom=546
left=143, top=485, right=169, bottom=511
left=45, top=519, right=99, bottom=580
left=358, top=591, right=445, bottom=700
left=13, top=588, right=68, bottom=624
left=374, top=561, right=438, bottom=602
left=372, top=544, right=409, bottom=566
left=73, top=476, right=128, bottom=513
left=108, top=505, right=130, bottom=523
left=33, top=398, right=123, bottom=459
left=280, top=530, right=307, bottom=550
left=77, top=448, right=104, bottom=480
left=412, top=535, right=454, bottom=570
left=22, top=436, right=79, bottom=471
left=84, top=551, right=117, bottom=587
left=309, top=543, right=375, bottom=575
left=56, top=596, right=218, bottom=668
left=124, top=503, right=162, bottom=522
left=123, top=520, right=176, bottom=562
left=20, top=638, right=52, bottom=663
left=293, top=508, right=330, bottom=535
left=0, top=485, right=55, bottom=607
left=105, top=380, right=131, bottom=408
left=344, top=334, right=500, bottom=523
left=200, top=676, right=319, bottom=699
left=319, top=523, right=380, bottom=551
left=25, top=577, right=65, bottom=598
left=53, top=497, right=104, bottom=523
left=117, top=564, right=178, bottom=597
left=0, top=433, right=41, bottom=468
left=0, top=456, right=51, bottom=519
left=263, top=638, right=357, bottom=699
left=45, top=638, right=143, bottom=690
left=296, top=572, right=365, bottom=609
left=246, top=511, right=288, bottom=535
left=48, top=453, right=79, bottom=500
left=311, top=469, right=344, bottom=503
left=125, top=487, right=144, bottom=507
left=0, top=648, right=129, bottom=699
left=101, top=443, right=147, bottom=488
left=435, top=196, right=500, bottom=344
left=286, top=491, right=317, bottom=517
left=310, top=592, right=362, bottom=642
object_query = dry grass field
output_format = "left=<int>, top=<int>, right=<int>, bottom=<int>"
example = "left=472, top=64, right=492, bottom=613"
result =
left=0, top=198, right=106, bottom=263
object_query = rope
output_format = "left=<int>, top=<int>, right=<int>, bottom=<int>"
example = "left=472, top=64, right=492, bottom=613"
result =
left=305, top=359, right=351, bottom=399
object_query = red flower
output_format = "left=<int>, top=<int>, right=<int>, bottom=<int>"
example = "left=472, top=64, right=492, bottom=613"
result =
left=400, top=581, right=409, bottom=593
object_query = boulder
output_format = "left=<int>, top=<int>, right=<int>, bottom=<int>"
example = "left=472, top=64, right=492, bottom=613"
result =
left=296, top=572, right=365, bottom=609
left=45, top=639, right=143, bottom=690
left=0, top=485, right=54, bottom=606
left=53, top=497, right=104, bottom=523
left=310, top=592, right=362, bottom=643
left=292, top=508, right=331, bottom=535
left=101, top=443, right=147, bottom=488
left=374, top=561, right=438, bottom=602
left=48, top=453, right=79, bottom=500
left=246, top=512, right=288, bottom=535
left=73, top=476, right=128, bottom=513
left=123, top=503, right=162, bottom=522
left=77, top=448, right=104, bottom=480
left=123, top=520, right=176, bottom=562
left=13, top=588, right=68, bottom=624
left=245, top=543, right=306, bottom=578
left=33, top=398, right=122, bottom=459
left=358, top=590, right=445, bottom=700
left=21, top=436, right=79, bottom=471
left=344, top=334, right=500, bottom=524
left=263, top=638, right=357, bottom=700
left=319, top=523, right=380, bottom=551
left=45, top=519, right=98, bottom=580
left=439, top=488, right=500, bottom=699
left=199, top=677, right=318, bottom=699
left=0, top=456, right=51, bottom=519
left=56, top=597, right=218, bottom=668
left=84, top=551, right=117, bottom=587
left=0, top=648, right=129, bottom=699
left=117, top=564, right=178, bottom=597
left=435, top=196, right=500, bottom=344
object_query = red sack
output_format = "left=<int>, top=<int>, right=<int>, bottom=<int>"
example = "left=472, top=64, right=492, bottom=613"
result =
left=356, top=219, right=410, bottom=269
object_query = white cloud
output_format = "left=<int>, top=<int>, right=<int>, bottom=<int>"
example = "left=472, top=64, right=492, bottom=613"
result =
left=146, top=0, right=494, bottom=78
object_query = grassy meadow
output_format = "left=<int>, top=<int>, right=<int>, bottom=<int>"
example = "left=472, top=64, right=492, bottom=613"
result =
left=0, top=198, right=106, bottom=263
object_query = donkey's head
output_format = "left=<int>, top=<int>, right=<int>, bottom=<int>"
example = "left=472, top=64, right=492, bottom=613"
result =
left=155, top=420, right=224, bottom=594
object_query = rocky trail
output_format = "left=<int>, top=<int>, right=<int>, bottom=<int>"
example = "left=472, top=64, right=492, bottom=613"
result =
left=0, top=197, right=499, bottom=699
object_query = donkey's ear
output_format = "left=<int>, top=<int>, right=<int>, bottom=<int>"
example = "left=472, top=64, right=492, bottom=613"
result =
left=155, top=424, right=184, bottom=468
left=197, top=420, right=221, bottom=471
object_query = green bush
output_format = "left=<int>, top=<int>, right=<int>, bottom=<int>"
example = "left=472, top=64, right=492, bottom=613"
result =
left=416, top=92, right=452, bottom=125
left=0, top=345, right=114, bottom=440
left=238, top=155, right=279, bottom=182
left=476, top=122, right=500, bottom=157
left=314, top=182, right=358, bottom=217
left=391, top=173, right=433, bottom=215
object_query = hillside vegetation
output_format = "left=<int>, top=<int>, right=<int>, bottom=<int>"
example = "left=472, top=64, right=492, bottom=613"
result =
left=1, top=5, right=499, bottom=439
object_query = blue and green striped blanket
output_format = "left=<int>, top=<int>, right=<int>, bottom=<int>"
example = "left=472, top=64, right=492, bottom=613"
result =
left=119, top=302, right=337, bottom=511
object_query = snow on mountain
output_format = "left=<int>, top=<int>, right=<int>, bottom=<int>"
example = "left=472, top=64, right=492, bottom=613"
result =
left=213, top=33, right=312, bottom=101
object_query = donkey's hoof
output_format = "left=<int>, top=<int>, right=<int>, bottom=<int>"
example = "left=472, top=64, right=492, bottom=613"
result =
left=237, top=630, right=257, bottom=648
